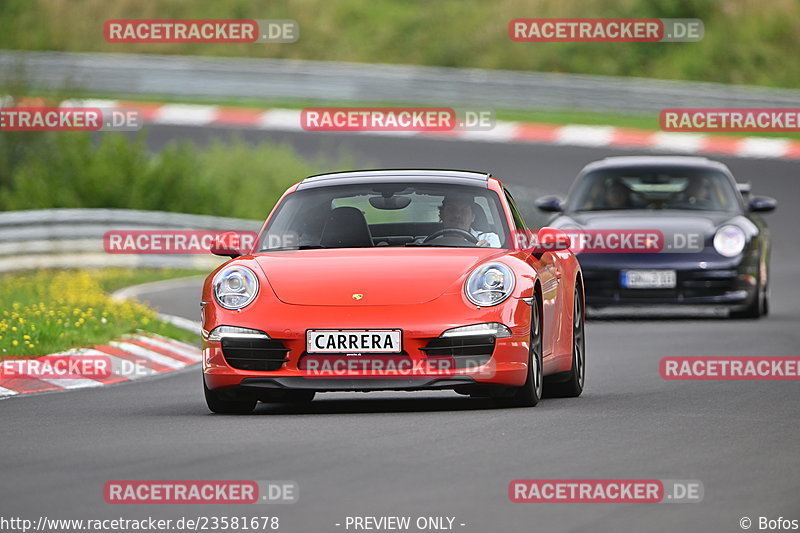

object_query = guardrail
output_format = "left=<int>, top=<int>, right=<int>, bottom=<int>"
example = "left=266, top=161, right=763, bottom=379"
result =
left=2, top=50, right=799, bottom=113
left=0, top=208, right=261, bottom=273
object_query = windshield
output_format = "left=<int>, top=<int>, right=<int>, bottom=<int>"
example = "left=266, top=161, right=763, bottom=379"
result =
left=258, top=182, right=509, bottom=250
left=567, top=167, right=742, bottom=213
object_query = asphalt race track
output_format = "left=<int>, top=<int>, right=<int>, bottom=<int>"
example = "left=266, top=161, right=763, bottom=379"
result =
left=2, top=126, right=799, bottom=532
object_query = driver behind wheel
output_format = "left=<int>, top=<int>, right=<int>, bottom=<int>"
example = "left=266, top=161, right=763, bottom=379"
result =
left=438, top=194, right=501, bottom=247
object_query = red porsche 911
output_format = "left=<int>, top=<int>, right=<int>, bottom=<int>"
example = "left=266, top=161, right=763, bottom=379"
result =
left=201, top=169, right=585, bottom=413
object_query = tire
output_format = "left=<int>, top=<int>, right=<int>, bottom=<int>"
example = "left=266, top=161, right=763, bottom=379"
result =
left=546, top=285, right=585, bottom=398
left=203, top=377, right=257, bottom=414
left=730, top=276, right=767, bottom=319
left=494, top=291, right=543, bottom=408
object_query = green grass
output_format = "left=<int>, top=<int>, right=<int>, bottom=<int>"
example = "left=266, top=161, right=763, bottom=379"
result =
left=0, top=269, right=202, bottom=359
left=93, top=267, right=209, bottom=293
left=0, top=0, right=798, bottom=88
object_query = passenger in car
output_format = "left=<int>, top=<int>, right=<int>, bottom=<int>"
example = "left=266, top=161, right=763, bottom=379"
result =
left=680, top=177, right=717, bottom=209
left=603, top=180, right=632, bottom=209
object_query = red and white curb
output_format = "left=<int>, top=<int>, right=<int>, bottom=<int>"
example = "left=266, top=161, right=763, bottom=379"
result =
left=56, top=98, right=800, bottom=160
left=0, top=332, right=201, bottom=398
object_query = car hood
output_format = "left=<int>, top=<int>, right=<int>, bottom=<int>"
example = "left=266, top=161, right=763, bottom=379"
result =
left=253, top=247, right=504, bottom=306
left=565, top=210, right=733, bottom=235
left=555, top=211, right=754, bottom=248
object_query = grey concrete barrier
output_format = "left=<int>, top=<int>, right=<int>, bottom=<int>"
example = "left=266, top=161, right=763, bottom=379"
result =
left=0, top=208, right=261, bottom=273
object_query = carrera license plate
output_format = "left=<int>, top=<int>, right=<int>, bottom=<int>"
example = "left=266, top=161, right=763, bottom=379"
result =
left=621, top=270, right=677, bottom=289
left=307, top=330, right=402, bottom=354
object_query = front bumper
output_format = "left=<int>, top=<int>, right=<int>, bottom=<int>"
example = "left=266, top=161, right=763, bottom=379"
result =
left=237, top=376, right=480, bottom=393
left=579, top=251, right=758, bottom=309
left=202, top=297, right=533, bottom=392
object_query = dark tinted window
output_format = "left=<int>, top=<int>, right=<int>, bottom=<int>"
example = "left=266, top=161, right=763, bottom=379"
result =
left=567, top=167, right=741, bottom=213
left=259, top=182, right=510, bottom=250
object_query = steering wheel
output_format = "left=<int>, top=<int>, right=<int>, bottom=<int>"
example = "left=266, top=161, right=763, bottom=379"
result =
left=423, top=228, right=479, bottom=244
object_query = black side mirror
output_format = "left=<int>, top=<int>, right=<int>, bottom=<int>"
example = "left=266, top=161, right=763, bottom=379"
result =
left=749, top=196, right=777, bottom=213
left=535, top=195, right=563, bottom=212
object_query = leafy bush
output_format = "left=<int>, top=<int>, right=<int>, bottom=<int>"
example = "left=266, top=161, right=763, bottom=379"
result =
left=0, top=129, right=331, bottom=218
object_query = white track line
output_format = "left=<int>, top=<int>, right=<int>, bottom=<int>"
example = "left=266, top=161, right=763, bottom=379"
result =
left=258, top=109, right=303, bottom=130
left=109, top=341, right=186, bottom=369
left=738, top=138, right=790, bottom=158
left=77, top=348, right=159, bottom=379
left=556, top=125, right=616, bottom=147
left=650, top=132, right=706, bottom=153
left=0, top=386, right=19, bottom=397
left=129, top=334, right=202, bottom=361
left=156, top=104, right=219, bottom=125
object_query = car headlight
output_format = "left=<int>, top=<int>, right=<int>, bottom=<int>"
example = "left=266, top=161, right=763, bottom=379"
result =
left=713, top=225, right=746, bottom=258
left=213, top=265, right=259, bottom=310
left=465, top=262, right=515, bottom=306
left=206, top=326, right=270, bottom=342
left=440, top=322, right=512, bottom=338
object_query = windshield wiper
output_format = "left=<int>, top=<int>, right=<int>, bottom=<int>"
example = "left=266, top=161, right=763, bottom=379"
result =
left=258, top=245, right=325, bottom=252
left=404, top=242, right=476, bottom=247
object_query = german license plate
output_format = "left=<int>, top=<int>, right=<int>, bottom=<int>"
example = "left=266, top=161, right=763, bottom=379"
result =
left=307, top=330, right=402, bottom=354
left=620, top=270, right=677, bottom=289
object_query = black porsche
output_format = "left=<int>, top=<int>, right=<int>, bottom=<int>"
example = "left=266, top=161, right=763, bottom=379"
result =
left=536, top=156, right=776, bottom=318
